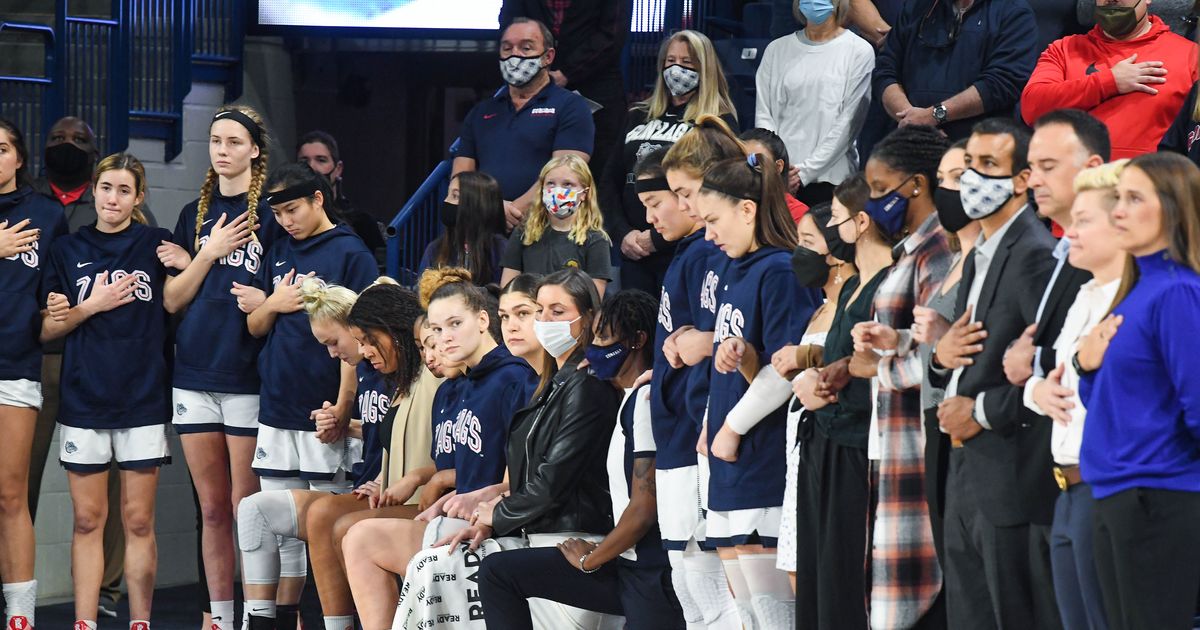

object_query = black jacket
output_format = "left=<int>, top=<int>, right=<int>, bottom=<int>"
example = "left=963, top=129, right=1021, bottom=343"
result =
left=499, top=0, right=629, bottom=91
left=492, top=352, right=620, bottom=537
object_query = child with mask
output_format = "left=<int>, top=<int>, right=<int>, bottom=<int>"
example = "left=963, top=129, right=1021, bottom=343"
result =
left=500, top=154, right=611, bottom=297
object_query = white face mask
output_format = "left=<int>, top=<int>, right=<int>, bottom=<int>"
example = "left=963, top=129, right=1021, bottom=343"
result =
left=533, top=315, right=581, bottom=358
left=959, top=168, right=1016, bottom=220
left=499, top=53, right=544, bottom=87
left=662, top=64, right=700, bottom=97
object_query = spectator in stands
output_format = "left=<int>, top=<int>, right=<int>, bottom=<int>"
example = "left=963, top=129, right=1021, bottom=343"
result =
left=739, top=128, right=810, bottom=222
left=418, top=171, right=509, bottom=284
left=601, top=29, right=737, bottom=296
left=297, top=130, right=385, bottom=256
left=500, top=0, right=631, bottom=195
left=1075, top=0, right=1196, bottom=35
left=873, top=0, right=1038, bottom=141
left=452, top=18, right=595, bottom=233
left=1021, top=0, right=1197, bottom=158
left=755, top=0, right=875, bottom=207
left=1158, top=62, right=1200, bottom=164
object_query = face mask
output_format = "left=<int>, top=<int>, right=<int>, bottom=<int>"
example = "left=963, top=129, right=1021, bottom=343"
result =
left=934, top=186, right=971, bottom=232
left=799, top=0, right=835, bottom=24
left=823, top=217, right=858, bottom=262
left=791, top=246, right=831, bottom=288
left=662, top=64, right=700, bottom=97
left=542, top=186, right=585, bottom=219
left=440, top=201, right=458, bottom=227
left=499, top=53, right=544, bottom=87
left=533, top=316, right=581, bottom=358
left=959, top=168, right=1016, bottom=220
left=584, top=342, right=628, bottom=380
left=864, top=175, right=914, bottom=236
left=1095, top=0, right=1142, bottom=37
left=44, top=143, right=91, bottom=180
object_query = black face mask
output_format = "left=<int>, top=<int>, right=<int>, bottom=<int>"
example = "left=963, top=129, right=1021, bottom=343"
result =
left=822, top=217, right=857, bottom=263
left=440, top=201, right=459, bottom=227
left=44, top=143, right=92, bottom=182
left=934, top=186, right=972, bottom=233
left=791, top=246, right=831, bottom=288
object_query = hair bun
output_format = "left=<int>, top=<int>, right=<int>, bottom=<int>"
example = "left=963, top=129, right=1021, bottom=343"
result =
left=417, top=267, right=473, bottom=309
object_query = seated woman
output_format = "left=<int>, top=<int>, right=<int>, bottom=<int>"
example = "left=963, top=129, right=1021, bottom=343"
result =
left=236, top=279, right=429, bottom=630
left=418, top=171, right=509, bottom=284
left=478, top=289, right=687, bottom=630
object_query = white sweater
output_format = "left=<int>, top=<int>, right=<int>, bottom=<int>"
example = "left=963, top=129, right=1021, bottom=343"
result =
left=755, top=29, right=875, bottom=187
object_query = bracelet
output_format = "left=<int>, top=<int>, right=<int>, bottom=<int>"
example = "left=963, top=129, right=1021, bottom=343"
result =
left=579, top=552, right=600, bottom=574
left=1072, top=351, right=1097, bottom=377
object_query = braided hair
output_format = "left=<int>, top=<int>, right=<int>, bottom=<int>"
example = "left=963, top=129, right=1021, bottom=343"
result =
left=596, top=289, right=658, bottom=371
left=196, top=105, right=270, bottom=249
left=868, top=125, right=950, bottom=192
left=347, top=284, right=425, bottom=397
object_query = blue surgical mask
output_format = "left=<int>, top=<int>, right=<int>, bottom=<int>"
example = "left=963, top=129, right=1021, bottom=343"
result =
left=585, top=342, right=628, bottom=380
left=799, top=0, right=835, bottom=25
left=864, top=175, right=915, bottom=236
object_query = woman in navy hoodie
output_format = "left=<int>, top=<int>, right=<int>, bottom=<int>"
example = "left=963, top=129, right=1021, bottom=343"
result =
left=0, top=118, right=67, bottom=628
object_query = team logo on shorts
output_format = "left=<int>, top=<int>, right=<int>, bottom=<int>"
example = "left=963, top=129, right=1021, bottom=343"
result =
left=175, top=403, right=187, bottom=416
left=64, top=441, right=78, bottom=454
left=255, top=447, right=267, bottom=460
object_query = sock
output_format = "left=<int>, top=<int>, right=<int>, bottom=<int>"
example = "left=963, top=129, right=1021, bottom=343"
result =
left=667, top=551, right=705, bottom=628
left=722, top=557, right=758, bottom=630
left=130, top=621, right=150, bottom=630
left=73, top=622, right=97, bottom=630
left=682, top=550, right=741, bottom=630
left=247, top=616, right=275, bottom=630
left=210, top=600, right=235, bottom=630
left=276, top=604, right=300, bottom=630
left=3, top=580, right=36, bottom=628
left=739, top=553, right=795, bottom=630
left=323, top=615, right=354, bottom=630
left=247, top=599, right=277, bottom=619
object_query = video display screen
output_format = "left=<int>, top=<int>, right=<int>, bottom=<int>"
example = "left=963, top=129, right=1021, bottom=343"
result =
left=257, top=0, right=504, bottom=31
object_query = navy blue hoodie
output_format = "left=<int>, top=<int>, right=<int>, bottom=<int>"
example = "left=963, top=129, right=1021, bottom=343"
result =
left=352, top=361, right=391, bottom=487
left=46, top=222, right=173, bottom=428
left=706, top=246, right=817, bottom=513
left=431, top=377, right=464, bottom=471
left=683, top=238, right=730, bottom=436
left=172, top=191, right=284, bottom=393
left=447, top=345, right=537, bottom=494
left=253, top=224, right=377, bottom=430
left=0, top=186, right=67, bottom=382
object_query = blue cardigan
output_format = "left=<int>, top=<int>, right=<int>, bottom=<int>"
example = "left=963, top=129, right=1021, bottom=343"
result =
left=1080, top=251, right=1200, bottom=498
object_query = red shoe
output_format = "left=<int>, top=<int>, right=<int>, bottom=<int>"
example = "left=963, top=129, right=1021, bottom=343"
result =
left=73, top=622, right=92, bottom=630
left=130, top=622, right=150, bottom=630
left=7, top=616, right=30, bottom=630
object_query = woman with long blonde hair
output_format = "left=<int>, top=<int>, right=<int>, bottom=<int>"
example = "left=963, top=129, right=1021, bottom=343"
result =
left=601, top=29, right=738, bottom=295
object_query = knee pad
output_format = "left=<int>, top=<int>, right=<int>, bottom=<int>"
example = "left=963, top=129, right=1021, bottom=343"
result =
left=278, top=535, right=308, bottom=579
left=668, top=551, right=704, bottom=625
left=751, top=594, right=795, bottom=630
left=237, top=491, right=298, bottom=553
left=682, top=551, right=741, bottom=630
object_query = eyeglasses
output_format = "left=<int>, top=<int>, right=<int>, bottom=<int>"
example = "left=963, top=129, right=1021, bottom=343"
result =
left=917, top=0, right=965, bottom=50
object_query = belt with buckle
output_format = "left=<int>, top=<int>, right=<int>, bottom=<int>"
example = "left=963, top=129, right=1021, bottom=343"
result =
left=1053, top=465, right=1082, bottom=491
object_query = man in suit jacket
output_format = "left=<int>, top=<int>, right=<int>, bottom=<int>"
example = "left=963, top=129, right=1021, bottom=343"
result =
left=928, top=117, right=1060, bottom=629
left=1001, top=110, right=1113, bottom=630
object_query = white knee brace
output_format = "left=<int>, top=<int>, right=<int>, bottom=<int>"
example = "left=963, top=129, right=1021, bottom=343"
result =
left=668, top=550, right=705, bottom=628
left=681, top=550, right=741, bottom=630
left=739, top=553, right=795, bottom=630
left=237, top=490, right=302, bottom=584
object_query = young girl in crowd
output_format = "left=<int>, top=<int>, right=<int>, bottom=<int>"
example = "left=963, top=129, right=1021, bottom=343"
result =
left=658, top=114, right=747, bottom=629
left=0, top=118, right=67, bottom=629
left=739, top=128, right=809, bottom=222
left=500, top=155, right=611, bottom=296
left=154, top=104, right=283, bottom=630
left=602, top=28, right=738, bottom=295
left=41, top=153, right=173, bottom=630
left=419, top=171, right=509, bottom=284
left=848, top=126, right=954, bottom=628
left=479, top=289, right=687, bottom=630
left=1074, top=153, right=1200, bottom=630
left=343, top=275, right=536, bottom=629
left=793, top=174, right=891, bottom=630
left=773, top=202, right=853, bottom=589
left=696, top=153, right=819, bottom=628
left=242, top=163, right=378, bottom=629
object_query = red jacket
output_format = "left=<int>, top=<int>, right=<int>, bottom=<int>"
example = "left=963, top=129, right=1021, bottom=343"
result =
left=1021, top=16, right=1197, bottom=158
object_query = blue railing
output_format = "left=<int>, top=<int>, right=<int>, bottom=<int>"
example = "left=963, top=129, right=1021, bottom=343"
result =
left=57, top=0, right=129, bottom=156
left=129, top=0, right=192, bottom=161
left=385, top=145, right=456, bottom=283
left=0, top=22, right=59, bottom=175
left=192, top=0, right=244, bottom=99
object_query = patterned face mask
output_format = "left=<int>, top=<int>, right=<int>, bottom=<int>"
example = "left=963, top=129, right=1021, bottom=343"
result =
left=959, top=168, right=1016, bottom=220
left=499, top=53, right=544, bottom=87
left=542, top=186, right=586, bottom=219
left=662, top=64, right=700, bottom=97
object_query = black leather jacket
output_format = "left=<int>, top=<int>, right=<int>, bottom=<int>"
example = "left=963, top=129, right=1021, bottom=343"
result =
left=491, top=352, right=620, bottom=537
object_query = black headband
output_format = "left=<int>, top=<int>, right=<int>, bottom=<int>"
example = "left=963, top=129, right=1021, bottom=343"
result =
left=700, top=181, right=760, bottom=204
left=212, top=110, right=263, bottom=147
left=264, top=181, right=320, bottom=206
left=634, top=177, right=671, bottom=193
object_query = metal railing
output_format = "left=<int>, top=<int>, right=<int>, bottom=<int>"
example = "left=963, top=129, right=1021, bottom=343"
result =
left=0, top=22, right=59, bottom=175
left=192, top=0, right=243, bottom=99
left=57, top=0, right=129, bottom=156
left=129, top=0, right=192, bottom=160
left=385, top=142, right=457, bottom=283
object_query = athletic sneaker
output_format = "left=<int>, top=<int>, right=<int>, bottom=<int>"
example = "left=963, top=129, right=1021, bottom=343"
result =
left=6, top=616, right=30, bottom=630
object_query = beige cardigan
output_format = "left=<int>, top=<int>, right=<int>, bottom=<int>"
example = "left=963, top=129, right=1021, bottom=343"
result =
left=382, top=367, right=442, bottom=505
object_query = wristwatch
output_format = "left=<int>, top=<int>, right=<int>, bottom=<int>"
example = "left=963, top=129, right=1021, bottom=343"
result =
left=932, top=103, right=949, bottom=126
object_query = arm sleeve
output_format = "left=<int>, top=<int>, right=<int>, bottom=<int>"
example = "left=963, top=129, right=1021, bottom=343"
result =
left=500, top=230, right=525, bottom=270
left=796, top=45, right=875, bottom=186
left=1020, top=41, right=1118, bottom=125
left=1160, top=82, right=1198, bottom=153
left=973, top=4, right=1040, bottom=114
left=632, top=385, right=656, bottom=455
left=877, top=349, right=927, bottom=392
left=554, top=0, right=627, bottom=86
left=553, top=95, right=596, bottom=155
left=1157, top=285, right=1200, bottom=442
left=582, top=233, right=614, bottom=280
left=723, top=366, right=795, bottom=434
left=795, top=343, right=825, bottom=370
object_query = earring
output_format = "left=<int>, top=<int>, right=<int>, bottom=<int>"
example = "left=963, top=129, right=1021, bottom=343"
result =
left=912, top=188, right=920, bottom=196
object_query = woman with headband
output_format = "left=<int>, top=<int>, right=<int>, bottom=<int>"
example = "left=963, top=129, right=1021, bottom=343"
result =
left=239, top=163, right=377, bottom=630
left=153, top=105, right=286, bottom=630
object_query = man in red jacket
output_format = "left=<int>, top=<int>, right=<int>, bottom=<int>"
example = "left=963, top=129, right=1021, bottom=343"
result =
left=1021, top=0, right=1197, bottom=158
